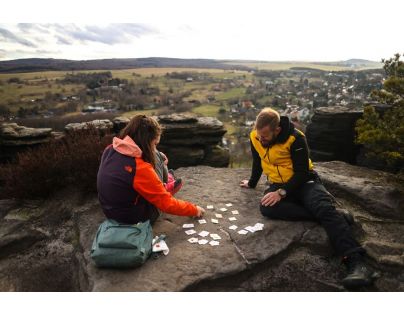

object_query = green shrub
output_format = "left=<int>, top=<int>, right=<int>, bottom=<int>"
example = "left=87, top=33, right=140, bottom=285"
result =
left=355, top=105, right=403, bottom=170
left=355, top=53, right=404, bottom=172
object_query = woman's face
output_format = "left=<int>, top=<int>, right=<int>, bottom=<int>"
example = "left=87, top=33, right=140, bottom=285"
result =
left=151, top=134, right=161, bottom=150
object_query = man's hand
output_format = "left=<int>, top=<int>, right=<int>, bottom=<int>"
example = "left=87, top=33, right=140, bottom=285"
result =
left=240, top=179, right=250, bottom=188
left=195, top=206, right=205, bottom=217
left=261, top=191, right=282, bottom=207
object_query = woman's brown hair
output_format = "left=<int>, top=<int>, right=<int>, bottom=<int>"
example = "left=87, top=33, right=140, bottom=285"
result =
left=119, top=115, right=162, bottom=168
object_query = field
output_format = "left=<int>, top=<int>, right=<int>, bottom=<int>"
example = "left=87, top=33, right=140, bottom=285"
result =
left=191, top=104, right=223, bottom=117
left=215, top=87, right=246, bottom=101
left=0, top=62, right=353, bottom=108
left=0, top=67, right=252, bottom=108
left=111, top=67, right=244, bottom=78
left=121, top=109, right=160, bottom=117
left=0, top=63, right=377, bottom=120
left=224, top=61, right=380, bottom=71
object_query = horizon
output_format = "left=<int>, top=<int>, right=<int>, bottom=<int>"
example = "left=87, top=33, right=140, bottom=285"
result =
left=1, top=0, right=403, bottom=63
left=0, top=56, right=382, bottom=63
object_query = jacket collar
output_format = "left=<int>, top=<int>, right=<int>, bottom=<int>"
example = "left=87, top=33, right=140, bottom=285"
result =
left=274, top=116, right=295, bottom=144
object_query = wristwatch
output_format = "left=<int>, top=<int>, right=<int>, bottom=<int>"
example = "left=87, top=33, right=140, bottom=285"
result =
left=277, top=188, right=287, bottom=198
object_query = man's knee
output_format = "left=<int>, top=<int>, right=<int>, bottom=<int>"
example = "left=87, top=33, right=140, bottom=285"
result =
left=260, top=203, right=281, bottom=219
left=303, top=184, right=334, bottom=213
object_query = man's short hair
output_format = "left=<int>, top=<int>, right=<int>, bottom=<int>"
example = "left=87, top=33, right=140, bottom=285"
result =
left=255, top=108, right=280, bottom=130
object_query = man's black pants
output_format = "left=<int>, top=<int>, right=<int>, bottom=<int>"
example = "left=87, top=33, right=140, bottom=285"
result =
left=260, top=176, right=365, bottom=257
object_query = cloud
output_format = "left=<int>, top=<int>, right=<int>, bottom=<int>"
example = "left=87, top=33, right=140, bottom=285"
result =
left=55, top=23, right=159, bottom=45
left=0, top=23, right=162, bottom=60
left=17, top=23, right=50, bottom=34
left=56, top=35, right=73, bottom=45
left=0, top=27, right=37, bottom=47
left=17, top=23, right=35, bottom=32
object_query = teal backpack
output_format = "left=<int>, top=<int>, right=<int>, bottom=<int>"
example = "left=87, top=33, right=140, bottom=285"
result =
left=90, top=219, right=153, bottom=268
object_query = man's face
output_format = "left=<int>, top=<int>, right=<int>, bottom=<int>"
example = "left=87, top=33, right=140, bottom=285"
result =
left=256, top=125, right=279, bottom=148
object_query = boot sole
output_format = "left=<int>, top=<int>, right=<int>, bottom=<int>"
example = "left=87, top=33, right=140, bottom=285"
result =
left=342, top=272, right=379, bottom=289
left=342, top=277, right=372, bottom=288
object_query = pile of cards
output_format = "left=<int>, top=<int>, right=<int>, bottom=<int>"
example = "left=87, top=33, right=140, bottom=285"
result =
left=183, top=225, right=222, bottom=247
left=187, top=235, right=221, bottom=246
left=181, top=202, right=247, bottom=247
left=234, top=223, right=264, bottom=235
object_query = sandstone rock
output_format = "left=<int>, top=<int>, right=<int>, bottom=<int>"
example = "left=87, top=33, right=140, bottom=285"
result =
left=315, top=161, right=404, bottom=220
left=73, top=165, right=403, bottom=291
left=112, top=116, right=130, bottom=134
left=0, top=199, right=18, bottom=220
left=155, top=114, right=229, bottom=168
left=157, top=115, right=226, bottom=142
left=201, top=145, right=230, bottom=168
left=0, top=163, right=403, bottom=291
left=1, top=114, right=229, bottom=169
left=0, top=189, right=81, bottom=291
left=0, top=123, right=52, bottom=146
left=64, top=119, right=113, bottom=134
left=306, top=106, right=363, bottom=163
left=158, top=113, right=198, bottom=124
left=75, top=167, right=313, bottom=291
left=156, top=146, right=205, bottom=169
left=0, top=220, right=46, bottom=259
left=0, top=123, right=54, bottom=162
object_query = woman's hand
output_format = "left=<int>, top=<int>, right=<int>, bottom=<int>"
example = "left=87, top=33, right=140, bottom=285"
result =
left=195, top=206, right=205, bottom=217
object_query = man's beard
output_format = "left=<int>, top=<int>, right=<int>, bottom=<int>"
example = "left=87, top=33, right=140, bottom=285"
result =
left=260, top=137, right=277, bottom=148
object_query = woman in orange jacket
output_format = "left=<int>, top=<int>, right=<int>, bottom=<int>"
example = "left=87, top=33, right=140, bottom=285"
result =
left=97, top=114, right=205, bottom=224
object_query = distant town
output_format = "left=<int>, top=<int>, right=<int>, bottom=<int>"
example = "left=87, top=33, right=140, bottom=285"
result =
left=0, top=59, right=384, bottom=166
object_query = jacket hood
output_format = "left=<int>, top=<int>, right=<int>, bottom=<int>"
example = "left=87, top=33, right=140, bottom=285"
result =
left=112, top=135, right=142, bottom=158
left=276, top=116, right=295, bottom=143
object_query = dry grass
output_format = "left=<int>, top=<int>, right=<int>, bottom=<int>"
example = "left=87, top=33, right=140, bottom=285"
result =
left=0, top=125, right=113, bottom=199
left=121, top=109, right=160, bottom=118
left=112, top=67, right=236, bottom=78
left=223, top=61, right=377, bottom=71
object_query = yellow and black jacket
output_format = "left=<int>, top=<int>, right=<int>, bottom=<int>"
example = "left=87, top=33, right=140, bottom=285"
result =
left=248, top=116, right=315, bottom=195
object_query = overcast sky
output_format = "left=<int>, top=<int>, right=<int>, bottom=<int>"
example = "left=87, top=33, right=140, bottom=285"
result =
left=0, top=0, right=403, bottom=62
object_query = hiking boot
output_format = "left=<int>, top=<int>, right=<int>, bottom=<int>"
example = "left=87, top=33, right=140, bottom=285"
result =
left=337, top=209, right=355, bottom=226
left=342, top=253, right=378, bottom=289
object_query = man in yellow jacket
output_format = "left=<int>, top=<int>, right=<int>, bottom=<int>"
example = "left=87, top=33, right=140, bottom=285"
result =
left=240, top=107, right=377, bottom=289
